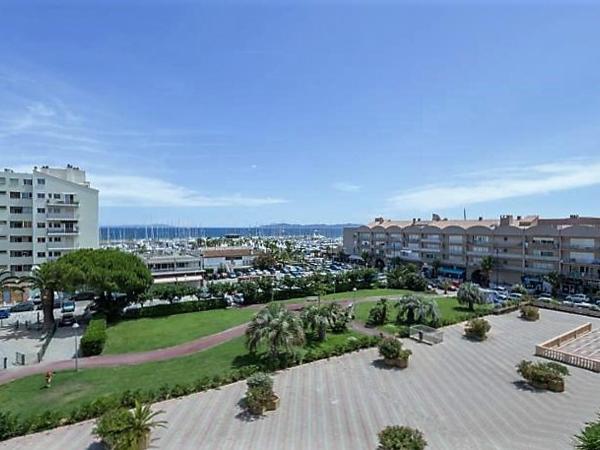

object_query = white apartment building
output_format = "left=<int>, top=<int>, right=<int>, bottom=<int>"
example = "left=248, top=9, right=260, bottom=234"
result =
left=344, top=214, right=600, bottom=292
left=0, top=165, right=99, bottom=276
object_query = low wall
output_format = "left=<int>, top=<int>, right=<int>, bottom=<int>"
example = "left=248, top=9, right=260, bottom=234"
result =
left=531, top=300, right=600, bottom=319
left=535, top=323, right=600, bottom=373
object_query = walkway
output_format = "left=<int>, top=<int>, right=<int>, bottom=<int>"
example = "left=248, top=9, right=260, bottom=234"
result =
left=0, top=295, right=396, bottom=385
left=3, top=310, right=598, bottom=449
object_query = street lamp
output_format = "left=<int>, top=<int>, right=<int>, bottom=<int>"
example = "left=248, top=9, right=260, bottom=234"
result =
left=72, top=322, right=80, bottom=372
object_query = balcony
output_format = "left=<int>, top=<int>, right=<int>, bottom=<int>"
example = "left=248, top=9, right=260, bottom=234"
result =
left=47, top=227, right=79, bottom=236
left=46, top=199, right=79, bottom=207
left=525, top=254, right=559, bottom=261
left=46, top=212, right=79, bottom=221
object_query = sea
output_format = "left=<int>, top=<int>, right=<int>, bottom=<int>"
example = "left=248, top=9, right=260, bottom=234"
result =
left=99, top=224, right=353, bottom=241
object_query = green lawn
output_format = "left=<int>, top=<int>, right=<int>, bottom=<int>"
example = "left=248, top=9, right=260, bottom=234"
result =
left=0, top=331, right=363, bottom=417
left=103, top=308, right=257, bottom=354
left=354, top=296, right=493, bottom=334
left=105, top=288, right=425, bottom=355
left=280, top=288, right=429, bottom=305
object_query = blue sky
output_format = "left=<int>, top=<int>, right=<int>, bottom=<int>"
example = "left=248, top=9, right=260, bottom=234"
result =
left=2, top=1, right=600, bottom=226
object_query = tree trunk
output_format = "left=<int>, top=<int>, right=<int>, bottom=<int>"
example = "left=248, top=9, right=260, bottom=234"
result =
left=42, top=289, right=55, bottom=330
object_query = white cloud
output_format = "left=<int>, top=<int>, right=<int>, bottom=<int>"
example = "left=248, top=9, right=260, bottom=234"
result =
left=333, top=181, right=361, bottom=192
left=91, top=174, right=286, bottom=208
left=388, top=160, right=600, bottom=210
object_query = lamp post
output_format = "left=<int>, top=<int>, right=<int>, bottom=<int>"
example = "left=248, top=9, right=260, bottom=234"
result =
left=72, top=322, right=80, bottom=372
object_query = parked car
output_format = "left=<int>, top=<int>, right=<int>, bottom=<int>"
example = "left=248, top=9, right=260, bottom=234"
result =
left=59, top=313, right=76, bottom=327
left=71, top=291, right=97, bottom=301
left=10, top=301, right=35, bottom=313
left=509, top=293, right=523, bottom=301
left=0, top=308, right=10, bottom=319
left=566, top=293, right=588, bottom=303
left=537, top=296, right=553, bottom=303
left=61, top=300, right=76, bottom=314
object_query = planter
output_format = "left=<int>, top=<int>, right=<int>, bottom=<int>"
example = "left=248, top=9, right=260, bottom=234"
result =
left=247, top=403, right=265, bottom=415
left=384, top=358, right=409, bottom=369
left=530, top=380, right=548, bottom=390
left=265, top=394, right=280, bottom=411
left=548, top=379, right=564, bottom=393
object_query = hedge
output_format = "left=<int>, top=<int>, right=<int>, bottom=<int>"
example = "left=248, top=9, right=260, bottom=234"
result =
left=0, top=335, right=381, bottom=442
left=122, top=298, right=228, bottom=320
left=80, top=318, right=107, bottom=356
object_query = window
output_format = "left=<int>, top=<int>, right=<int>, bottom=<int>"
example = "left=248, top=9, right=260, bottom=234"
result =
left=10, top=236, right=32, bottom=243
left=37, top=193, right=45, bottom=199
left=9, top=207, right=23, bottom=214
left=37, top=208, right=45, bottom=214
left=22, top=192, right=32, bottom=199
left=9, top=178, right=18, bottom=186
left=9, top=192, right=20, bottom=199
left=23, top=179, right=32, bottom=186
left=37, top=252, right=46, bottom=258
left=37, top=222, right=46, bottom=228
left=53, top=193, right=60, bottom=199
left=37, top=178, right=46, bottom=185
left=37, top=237, right=46, bottom=243
left=0, top=177, right=5, bottom=185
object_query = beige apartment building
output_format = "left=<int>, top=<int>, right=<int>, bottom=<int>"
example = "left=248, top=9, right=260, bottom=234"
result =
left=343, top=214, right=600, bottom=291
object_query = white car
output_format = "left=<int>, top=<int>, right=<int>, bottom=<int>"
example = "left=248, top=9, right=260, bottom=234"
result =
left=537, top=296, right=552, bottom=303
left=566, top=293, right=588, bottom=303
left=509, top=293, right=523, bottom=301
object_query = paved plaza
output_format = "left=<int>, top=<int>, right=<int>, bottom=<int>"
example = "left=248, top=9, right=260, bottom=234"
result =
left=1, top=309, right=599, bottom=450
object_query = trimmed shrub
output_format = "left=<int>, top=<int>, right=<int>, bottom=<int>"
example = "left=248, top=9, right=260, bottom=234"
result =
left=367, top=299, right=391, bottom=327
left=80, top=317, right=107, bottom=356
left=517, top=360, right=569, bottom=391
left=123, top=298, right=228, bottom=320
left=520, top=305, right=540, bottom=321
left=378, top=425, right=427, bottom=450
left=464, top=318, right=491, bottom=341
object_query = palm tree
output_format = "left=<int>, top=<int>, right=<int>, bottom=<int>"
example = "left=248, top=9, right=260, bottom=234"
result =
left=457, top=282, right=484, bottom=311
left=480, top=256, right=496, bottom=287
left=246, top=303, right=305, bottom=359
left=395, top=295, right=440, bottom=325
left=126, top=401, right=167, bottom=450
left=21, top=262, right=64, bottom=329
left=301, top=305, right=328, bottom=341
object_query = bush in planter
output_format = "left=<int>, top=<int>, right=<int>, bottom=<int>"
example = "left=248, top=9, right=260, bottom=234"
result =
left=517, top=360, right=569, bottom=391
left=378, top=337, right=412, bottom=368
left=377, top=425, right=427, bottom=450
left=520, top=305, right=540, bottom=321
left=94, top=401, right=166, bottom=450
left=245, top=372, right=278, bottom=415
left=464, top=318, right=491, bottom=341
left=574, top=413, right=600, bottom=450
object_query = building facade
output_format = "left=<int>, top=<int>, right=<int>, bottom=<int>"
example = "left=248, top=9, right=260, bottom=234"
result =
left=0, top=165, right=99, bottom=276
left=344, top=214, right=600, bottom=290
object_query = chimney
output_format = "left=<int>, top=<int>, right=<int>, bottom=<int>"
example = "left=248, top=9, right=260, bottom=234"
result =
left=432, top=213, right=441, bottom=221
left=412, top=218, right=416, bottom=225
left=374, top=217, right=384, bottom=224
left=478, top=216, right=483, bottom=221
left=500, top=215, right=513, bottom=226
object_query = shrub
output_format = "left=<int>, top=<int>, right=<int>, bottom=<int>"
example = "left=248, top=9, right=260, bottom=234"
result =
left=367, top=298, right=390, bottom=327
left=520, top=305, right=539, bottom=321
left=378, top=425, right=427, bottom=450
left=0, top=411, right=20, bottom=441
left=464, top=318, right=491, bottom=340
left=93, top=402, right=166, bottom=450
left=574, top=413, right=600, bottom=450
left=245, top=372, right=275, bottom=414
left=378, top=337, right=411, bottom=361
left=80, top=317, right=107, bottom=356
left=517, top=360, right=569, bottom=390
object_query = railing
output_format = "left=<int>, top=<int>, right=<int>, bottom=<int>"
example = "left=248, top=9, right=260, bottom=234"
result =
left=535, top=323, right=600, bottom=373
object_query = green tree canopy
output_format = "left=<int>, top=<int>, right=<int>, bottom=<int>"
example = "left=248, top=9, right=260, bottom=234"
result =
left=58, top=249, right=152, bottom=318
